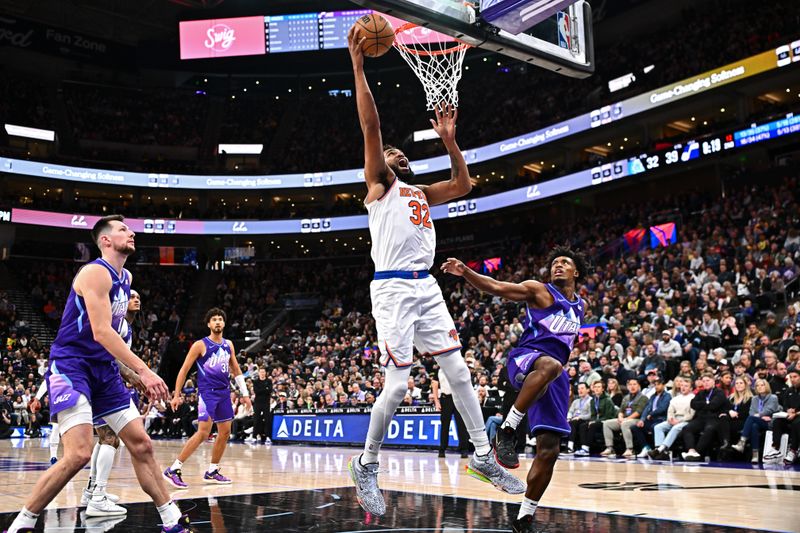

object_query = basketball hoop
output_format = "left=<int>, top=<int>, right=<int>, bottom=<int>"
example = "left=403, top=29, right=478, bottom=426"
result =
left=392, top=21, right=470, bottom=110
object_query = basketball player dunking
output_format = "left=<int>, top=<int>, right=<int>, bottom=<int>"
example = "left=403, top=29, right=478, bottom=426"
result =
left=442, top=246, right=587, bottom=533
left=346, top=27, right=524, bottom=517
left=5, top=215, right=188, bottom=533
left=163, top=308, right=251, bottom=489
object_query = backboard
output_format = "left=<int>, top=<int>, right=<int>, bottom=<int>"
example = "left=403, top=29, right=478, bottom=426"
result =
left=349, top=0, right=594, bottom=78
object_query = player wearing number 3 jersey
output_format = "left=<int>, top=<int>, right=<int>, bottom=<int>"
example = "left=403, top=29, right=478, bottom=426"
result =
left=163, top=307, right=251, bottom=490
left=346, top=26, right=524, bottom=518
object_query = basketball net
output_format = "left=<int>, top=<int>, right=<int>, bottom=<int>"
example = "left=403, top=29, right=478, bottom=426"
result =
left=391, top=20, right=470, bottom=110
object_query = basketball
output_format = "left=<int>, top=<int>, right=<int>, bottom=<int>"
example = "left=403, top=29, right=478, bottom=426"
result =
left=354, top=13, right=395, bottom=58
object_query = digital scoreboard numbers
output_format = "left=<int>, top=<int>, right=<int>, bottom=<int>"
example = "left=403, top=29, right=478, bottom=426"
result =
left=320, top=10, right=372, bottom=50
left=265, top=10, right=372, bottom=54
left=265, top=13, right=319, bottom=53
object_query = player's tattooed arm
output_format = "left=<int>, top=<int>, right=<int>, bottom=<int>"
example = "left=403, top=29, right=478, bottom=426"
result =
left=418, top=104, right=472, bottom=206
left=118, top=361, right=146, bottom=395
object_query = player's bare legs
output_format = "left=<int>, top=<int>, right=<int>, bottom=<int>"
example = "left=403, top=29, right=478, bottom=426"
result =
left=525, top=432, right=560, bottom=500
left=496, top=356, right=562, bottom=469
left=178, top=419, right=213, bottom=463
left=25, top=424, right=94, bottom=514
left=515, top=357, right=563, bottom=411
left=204, top=420, right=233, bottom=484
left=117, top=419, right=172, bottom=505
left=210, top=420, right=231, bottom=464
left=512, top=432, right=560, bottom=533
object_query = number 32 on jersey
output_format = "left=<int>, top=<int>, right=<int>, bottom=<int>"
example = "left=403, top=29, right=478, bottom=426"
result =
left=400, top=186, right=431, bottom=229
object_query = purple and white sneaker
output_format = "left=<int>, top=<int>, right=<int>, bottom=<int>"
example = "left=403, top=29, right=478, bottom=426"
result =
left=203, top=469, right=232, bottom=484
left=163, top=467, right=188, bottom=489
left=161, top=513, right=191, bottom=532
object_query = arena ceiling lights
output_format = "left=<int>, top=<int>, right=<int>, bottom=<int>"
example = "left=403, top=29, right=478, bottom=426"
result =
left=4, top=124, right=55, bottom=142
left=217, top=144, right=263, bottom=155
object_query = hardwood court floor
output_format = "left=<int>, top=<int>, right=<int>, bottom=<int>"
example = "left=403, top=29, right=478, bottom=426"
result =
left=0, top=438, right=798, bottom=532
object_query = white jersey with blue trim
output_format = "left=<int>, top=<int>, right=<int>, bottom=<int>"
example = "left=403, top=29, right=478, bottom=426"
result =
left=366, top=178, right=436, bottom=272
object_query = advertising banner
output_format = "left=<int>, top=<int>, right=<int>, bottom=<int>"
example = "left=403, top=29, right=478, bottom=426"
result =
left=272, top=411, right=460, bottom=447
left=179, top=16, right=266, bottom=59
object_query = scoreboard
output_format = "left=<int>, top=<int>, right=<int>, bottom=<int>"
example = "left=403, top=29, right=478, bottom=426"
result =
left=180, top=11, right=373, bottom=59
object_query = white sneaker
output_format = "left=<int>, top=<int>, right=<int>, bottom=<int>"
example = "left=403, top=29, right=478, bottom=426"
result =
left=574, top=448, right=590, bottom=457
left=86, top=496, right=127, bottom=517
left=81, top=489, right=121, bottom=506
left=763, top=450, right=783, bottom=463
left=636, top=448, right=650, bottom=459
left=784, top=449, right=797, bottom=464
left=681, top=450, right=701, bottom=460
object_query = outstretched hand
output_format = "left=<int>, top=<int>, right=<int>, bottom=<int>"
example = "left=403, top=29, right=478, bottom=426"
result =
left=441, top=257, right=467, bottom=277
left=430, top=103, right=458, bottom=145
left=347, top=26, right=366, bottom=70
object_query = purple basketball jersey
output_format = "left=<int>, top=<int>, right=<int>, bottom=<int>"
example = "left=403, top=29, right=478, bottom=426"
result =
left=516, top=283, right=584, bottom=365
left=50, top=258, right=131, bottom=363
left=197, top=337, right=232, bottom=391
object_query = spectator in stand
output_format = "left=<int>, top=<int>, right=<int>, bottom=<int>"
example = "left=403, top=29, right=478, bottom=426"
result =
left=657, top=330, right=682, bottom=380
left=764, top=367, right=800, bottom=464
left=621, top=346, right=643, bottom=376
left=578, top=360, right=601, bottom=387
left=731, top=379, right=781, bottom=463
left=699, top=312, right=722, bottom=350
left=605, top=378, right=623, bottom=407
left=600, top=378, right=648, bottom=458
left=582, top=380, right=616, bottom=456
left=648, top=377, right=695, bottom=460
left=632, top=376, right=671, bottom=457
left=566, top=383, right=592, bottom=455
left=682, top=374, right=730, bottom=461
left=0, top=405, right=12, bottom=439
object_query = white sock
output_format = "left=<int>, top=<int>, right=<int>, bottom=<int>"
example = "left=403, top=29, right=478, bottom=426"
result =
left=171, top=459, right=183, bottom=471
left=502, top=406, right=525, bottom=431
left=567, top=440, right=574, bottom=450
left=517, top=497, right=539, bottom=520
left=156, top=500, right=182, bottom=528
left=363, top=365, right=412, bottom=463
left=208, top=463, right=219, bottom=473
left=88, top=442, right=101, bottom=490
left=436, top=352, right=492, bottom=456
left=92, top=444, right=116, bottom=500
left=8, top=506, right=39, bottom=532
left=49, top=424, right=60, bottom=459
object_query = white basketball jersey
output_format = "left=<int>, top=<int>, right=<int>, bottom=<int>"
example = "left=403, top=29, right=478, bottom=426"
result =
left=366, top=178, right=436, bottom=271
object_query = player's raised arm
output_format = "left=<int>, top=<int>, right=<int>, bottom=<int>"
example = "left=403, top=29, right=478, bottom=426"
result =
left=75, top=264, right=168, bottom=401
left=418, top=104, right=472, bottom=206
left=348, top=26, right=391, bottom=197
left=171, top=340, right=203, bottom=410
left=441, top=258, right=545, bottom=304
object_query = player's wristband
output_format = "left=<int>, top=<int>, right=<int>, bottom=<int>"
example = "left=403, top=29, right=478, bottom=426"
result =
left=235, top=375, right=249, bottom=397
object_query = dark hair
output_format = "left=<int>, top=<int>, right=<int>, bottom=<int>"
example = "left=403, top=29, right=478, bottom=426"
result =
left=204, top=307, right=226, bottom=324
left=383, top=144, right=398, bottom=153
left=91, top=214, right=125, bottom=248
left=546, top=245, right=588, bottom=282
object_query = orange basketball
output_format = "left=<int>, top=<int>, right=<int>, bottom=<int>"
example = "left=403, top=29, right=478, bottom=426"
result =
left=354, top=13, right=395, bottom=58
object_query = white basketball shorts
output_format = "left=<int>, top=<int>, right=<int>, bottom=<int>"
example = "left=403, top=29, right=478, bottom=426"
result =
left=370, top=276, right=462, bottom=368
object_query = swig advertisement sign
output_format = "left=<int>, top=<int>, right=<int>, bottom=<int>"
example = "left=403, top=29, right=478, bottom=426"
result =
left=179, top=16, right=266, bottom=59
